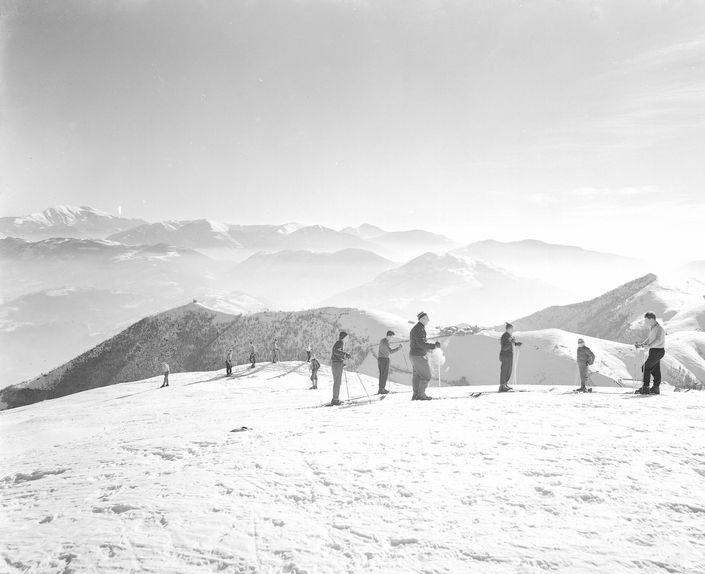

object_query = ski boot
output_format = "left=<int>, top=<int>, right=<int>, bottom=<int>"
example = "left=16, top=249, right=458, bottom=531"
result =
left=418, top=395, right=433, bottom=401
left=635, top=385, right=650, bottom=395
left=378, top=388, right=390, bottom=395
left=498, top=385, right=511, bottom=393
left=649, top=385, right=660, bottom=395
left=309, top=385, right=317, bottom=390
left=575, top=386, right=588, bottom=393
left=330, top=399, right=343, bottom=406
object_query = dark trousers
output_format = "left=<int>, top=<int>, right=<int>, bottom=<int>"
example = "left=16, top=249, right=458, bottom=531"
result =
left=378, top=357, right=390, bottom=390
left=310, top=371, right=318, bottom=387
left=161, top=372, right=169, bottom=387
left=307, top=351, right=311, bottom=362
left=226, top=360, right=232, bottom=375
left=643, top=348, right=665, bottom=388
left=331, top=362, right=344, bottom=401
left=499, top=355, right=513, bottom=388
left=410, top=355, right=431, bottom=398
left=249, top=353, right=256, bottom=368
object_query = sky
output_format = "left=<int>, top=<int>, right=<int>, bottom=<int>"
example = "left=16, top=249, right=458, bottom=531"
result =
left=1, top=0, right=704, bottom=262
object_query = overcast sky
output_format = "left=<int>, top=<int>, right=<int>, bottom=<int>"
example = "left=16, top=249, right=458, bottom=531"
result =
left=1, top=0, right=704, bottom=261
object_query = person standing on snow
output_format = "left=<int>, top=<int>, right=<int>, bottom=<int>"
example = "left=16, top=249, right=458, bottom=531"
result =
left=309, top=353, right=321, bottom=389
left=378, top=330, right=402, bottom=395
left=635, top=312, right=666, bottom=395
left=249, top=342, right=256, bottom=368
left=159, top=362, right=170, bottom=388
left=409, top=312, right=440, bottom=401
left=330, top=331, right=352, bottom=405
left=306, top=343, right=312, bottom=362
left=575, top=338, right=595, bottom=392
left=272, top=338, right=280, bottom=363
left=499, top=323, right=522, bottom=392
left=226, top=349, right=233, bottom=376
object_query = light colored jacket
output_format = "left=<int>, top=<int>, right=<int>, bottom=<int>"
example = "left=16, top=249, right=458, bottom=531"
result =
left=162, top=363, right=170, bottom=373
left=378, top=337, right=401, bottom=359
left=645, top=323, right=666, bottom=349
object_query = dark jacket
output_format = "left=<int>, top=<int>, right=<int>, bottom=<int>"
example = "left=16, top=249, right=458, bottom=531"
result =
left=499, top=331, right=514, bottom=358
left=410, top=323, right=436, bottom=356
left=331, top=339, right=350, bottom=363
left=577, top=346, right=595, bottom=366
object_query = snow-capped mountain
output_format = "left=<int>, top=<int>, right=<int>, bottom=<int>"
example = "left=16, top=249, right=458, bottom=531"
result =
left=0, top=206, right=145, bottom=240
left=3, top=364, right=702, bottom=573
left=371, top=229, right=459, bottom=258
left=0, top=303, right=407, bottom=410
left=108, top=219, right=244, bottom=250
left=453, top=239, right=648, bottom=299
left=230, top=249, right=395, bottom=309
left=513, top=274, right=705, bottom=342
left=327, top=252, right=567, bottom=325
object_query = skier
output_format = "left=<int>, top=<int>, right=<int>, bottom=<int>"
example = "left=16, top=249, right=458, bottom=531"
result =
left=575, top=338, right=595, bottom=392
left=378, top=330, right=402, bottom=394
left=309, top=353, right=321, bottom=389
left=225, top=349, right=233, bottom=376
left=499, top=323, right=522, bottom=392
left=272, top=338, right=280, bottom=363
left=159, top=362, right=170, bottom=388
left=635, top=311, right=666, bottom=395
left=306, top=343, right=312, bottom=362
left=330, top=331, right=351, bottom=405
left=248, top=342, right=256, bottom=368
left=409, top=312, right=440, bottom=401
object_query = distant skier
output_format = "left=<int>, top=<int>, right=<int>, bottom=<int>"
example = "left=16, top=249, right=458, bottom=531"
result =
left=225, top=349, right=233, bottom=376
left=272, top=338, right=280, bottom=363
left=159, top=362, right=170, bottom=388
left=309, top=353, right=321, bottom=389
left=378, top=330, right=402, bottom=394
left=409, top=312, right=440, bottom=401
left=499, top=323, right=522, bottom=392
left=635, top=312, right=666, bottom=395
left=306, top=343, right=312, bottom=362
left=575, top=338, right=595, bottom=392
left=330, top=331, right=351, bottom=405
left=249, top=342, right=256, bottom=368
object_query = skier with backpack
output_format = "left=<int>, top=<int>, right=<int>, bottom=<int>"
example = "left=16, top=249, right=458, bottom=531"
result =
left=575, top=338, right=595, bottom=392
left=635, top=311, right=666, bottom=395
left=309, top=353, right=321, bottom=389
left=378, top=330, right=402, bottom=394
left=409, top=312, right=440, bottom=401
left=499, top=323, right=522, bottom=392
left=330, top=331, right=352, bottom=405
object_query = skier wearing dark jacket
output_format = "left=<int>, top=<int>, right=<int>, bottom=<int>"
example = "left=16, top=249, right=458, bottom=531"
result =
left=330, top=331, right=351, bottom=405
left=499, top=323, right=521, bottom=392
left=576, top=338, right=595, bottom=392
left=409, top=312, right=440, bottom=401
left=309, top=354, right=320, bottom=389
left=377, top=330, right=402, bottom=394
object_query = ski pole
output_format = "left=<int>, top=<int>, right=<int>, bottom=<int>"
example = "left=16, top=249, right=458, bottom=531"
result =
left=356, top=371, right=372, bottom=404
left=344, top=369, right=350, bottom=401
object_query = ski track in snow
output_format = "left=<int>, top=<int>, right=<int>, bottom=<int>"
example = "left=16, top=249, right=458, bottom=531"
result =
left=1, top=362, right=704, bottom=574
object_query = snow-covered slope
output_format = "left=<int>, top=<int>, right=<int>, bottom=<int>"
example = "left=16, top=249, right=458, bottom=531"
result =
left=0, top=304, right=407, bottom=410
left=454, top=239, right=648, bottom=299
left=328, top=252, right=567, bottom=325
left=514, top=274, right=705, bottom=341
left=1, top=364, right=703, bottom=573
left=0, top=206, right=145, bottom=240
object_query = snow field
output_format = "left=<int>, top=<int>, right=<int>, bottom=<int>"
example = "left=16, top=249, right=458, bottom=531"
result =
left=1, top=362, right=704, bottom=573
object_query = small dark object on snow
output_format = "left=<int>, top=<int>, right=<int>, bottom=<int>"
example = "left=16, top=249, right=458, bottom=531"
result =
left=230, top=426, right=252, bottom=433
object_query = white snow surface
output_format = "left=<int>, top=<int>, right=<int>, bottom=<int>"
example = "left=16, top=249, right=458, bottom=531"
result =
left=2, top=363, right=704, bottom=573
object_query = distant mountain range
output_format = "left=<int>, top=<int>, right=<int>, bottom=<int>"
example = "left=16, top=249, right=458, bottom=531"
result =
left=327, top=252, right=567, bottom=325
left=0, top=206, right=145, bottom=239
left=453, top=239, right=648, bottom=298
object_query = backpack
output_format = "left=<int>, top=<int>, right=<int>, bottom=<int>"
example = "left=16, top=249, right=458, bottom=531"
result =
left=311, top=358, right=320, bottom=371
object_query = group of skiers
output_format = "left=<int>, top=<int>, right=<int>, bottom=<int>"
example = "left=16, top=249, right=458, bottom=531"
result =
left=158, top=311, right=666, bottom=400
